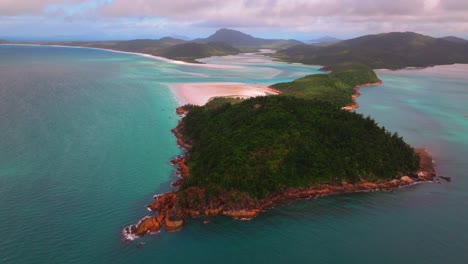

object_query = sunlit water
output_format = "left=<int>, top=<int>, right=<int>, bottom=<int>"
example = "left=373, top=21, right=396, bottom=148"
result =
left=0, top=45, right=466, bottom=263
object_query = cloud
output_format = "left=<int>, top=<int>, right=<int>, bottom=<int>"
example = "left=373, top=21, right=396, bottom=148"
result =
left=0, top=0, right=92, bottom=16
left=1, top=0, right=468, bottom=39
left=92, top=0, right=468, bottom=34
left=0, top=0, right=56, bottom=15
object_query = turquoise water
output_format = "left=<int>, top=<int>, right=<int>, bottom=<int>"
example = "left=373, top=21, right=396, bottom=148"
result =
left=0, top=45, right=467, bottom=263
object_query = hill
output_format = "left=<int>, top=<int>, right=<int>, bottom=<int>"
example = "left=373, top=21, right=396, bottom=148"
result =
left=157, top=42, right=239, bottom=63
left=180, top=96, right=420, bottom=198
left=276, top=32, right=468, bottom=69
left=270, top=63, right=380, bottom=106
left=441, top=36, right=468, bottom=44
left=195, top=28, right=303, bottom=49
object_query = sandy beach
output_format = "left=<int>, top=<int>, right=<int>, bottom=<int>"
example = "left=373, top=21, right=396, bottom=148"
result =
left=170, top=82, right=281, bottom=105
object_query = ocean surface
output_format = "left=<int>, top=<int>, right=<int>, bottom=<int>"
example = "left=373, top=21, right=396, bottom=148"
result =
left=0, top=45, right=467, bottom=263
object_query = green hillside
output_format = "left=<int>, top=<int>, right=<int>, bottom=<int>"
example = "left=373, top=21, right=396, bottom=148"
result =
left=271, top=63, right=379, bottom=106
left=276, top=32, right=468, bottom=69
left=157, top=42, right=240, bottom=63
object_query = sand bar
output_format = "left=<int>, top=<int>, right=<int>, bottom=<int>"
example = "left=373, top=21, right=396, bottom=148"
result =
left=170, top=82, right=280, bottom=106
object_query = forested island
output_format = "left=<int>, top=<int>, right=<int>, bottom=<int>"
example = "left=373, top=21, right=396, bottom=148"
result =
left=125, top=94, right=437, bottom=237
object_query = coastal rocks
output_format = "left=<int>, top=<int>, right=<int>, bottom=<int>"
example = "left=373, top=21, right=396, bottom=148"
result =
left=165, top=208, right=184, bottom=232
left=171, top=122, right=192, bottom=150
left=439, top=176, right=452, bottom=182
left=134, top=215, right=165, bottom=236
left=177, top=157, right=190, bottom=178
left=184, top=209, right=201, bottom=218
left=400, top=176, right=415, bottom=184
left=165, top=217, right=184, bottom=232
left=204, top=207, right=223, bottom=216
left=223, top=209, right=260, bottom=220
left=147, top=193, right=177, bottom=212
left=171, top=179, right=184, bottom=187
left=176, top=106, right=189, bottom=116
left=170, top=155, right=190, bottom=178
left=170, top=155, right=190, bottom=185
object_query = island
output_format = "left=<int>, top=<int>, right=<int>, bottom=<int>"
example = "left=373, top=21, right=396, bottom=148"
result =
left=274, top=32, right=468, bottom=69
left=124, top=95, right=437, bottom=238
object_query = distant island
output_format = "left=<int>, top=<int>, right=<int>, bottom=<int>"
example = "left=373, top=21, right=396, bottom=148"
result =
left=274, top=32, right=468, bottom=69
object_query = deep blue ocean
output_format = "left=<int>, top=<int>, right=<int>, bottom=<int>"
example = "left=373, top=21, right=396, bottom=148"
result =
left=0, top=45, right=467, bottom=263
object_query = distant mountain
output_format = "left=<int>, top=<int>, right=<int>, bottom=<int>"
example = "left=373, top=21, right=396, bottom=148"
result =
left=276, top=32, right=468, bottom=69
left=309, top=36, right=341, bottom=43
left=195, top=28, right=303, bottom=49
left=441, top=36, right=468, bottom=44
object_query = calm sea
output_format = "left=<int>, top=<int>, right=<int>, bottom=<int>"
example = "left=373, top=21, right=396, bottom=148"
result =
left=0, top=45, right=466, bottom=263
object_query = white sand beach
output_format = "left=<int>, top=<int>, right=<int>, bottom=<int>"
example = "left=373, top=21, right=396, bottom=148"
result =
left=170, top=82, right=281, bottom=106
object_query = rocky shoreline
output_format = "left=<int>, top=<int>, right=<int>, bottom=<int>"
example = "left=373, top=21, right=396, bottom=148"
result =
left=122, top=105, right=440, bottom=240
left=342, top=80, right=383, bottom=111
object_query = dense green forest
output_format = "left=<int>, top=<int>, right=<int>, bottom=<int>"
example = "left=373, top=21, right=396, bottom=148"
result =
left=271, top=63, right=380, bottom=106
left=180, top=96, right=420, bottom=199
left=275, top=32, right=468, bottom=69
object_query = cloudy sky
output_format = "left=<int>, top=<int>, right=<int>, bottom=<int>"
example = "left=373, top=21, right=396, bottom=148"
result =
left=1, top=0, right=467, bottom=40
